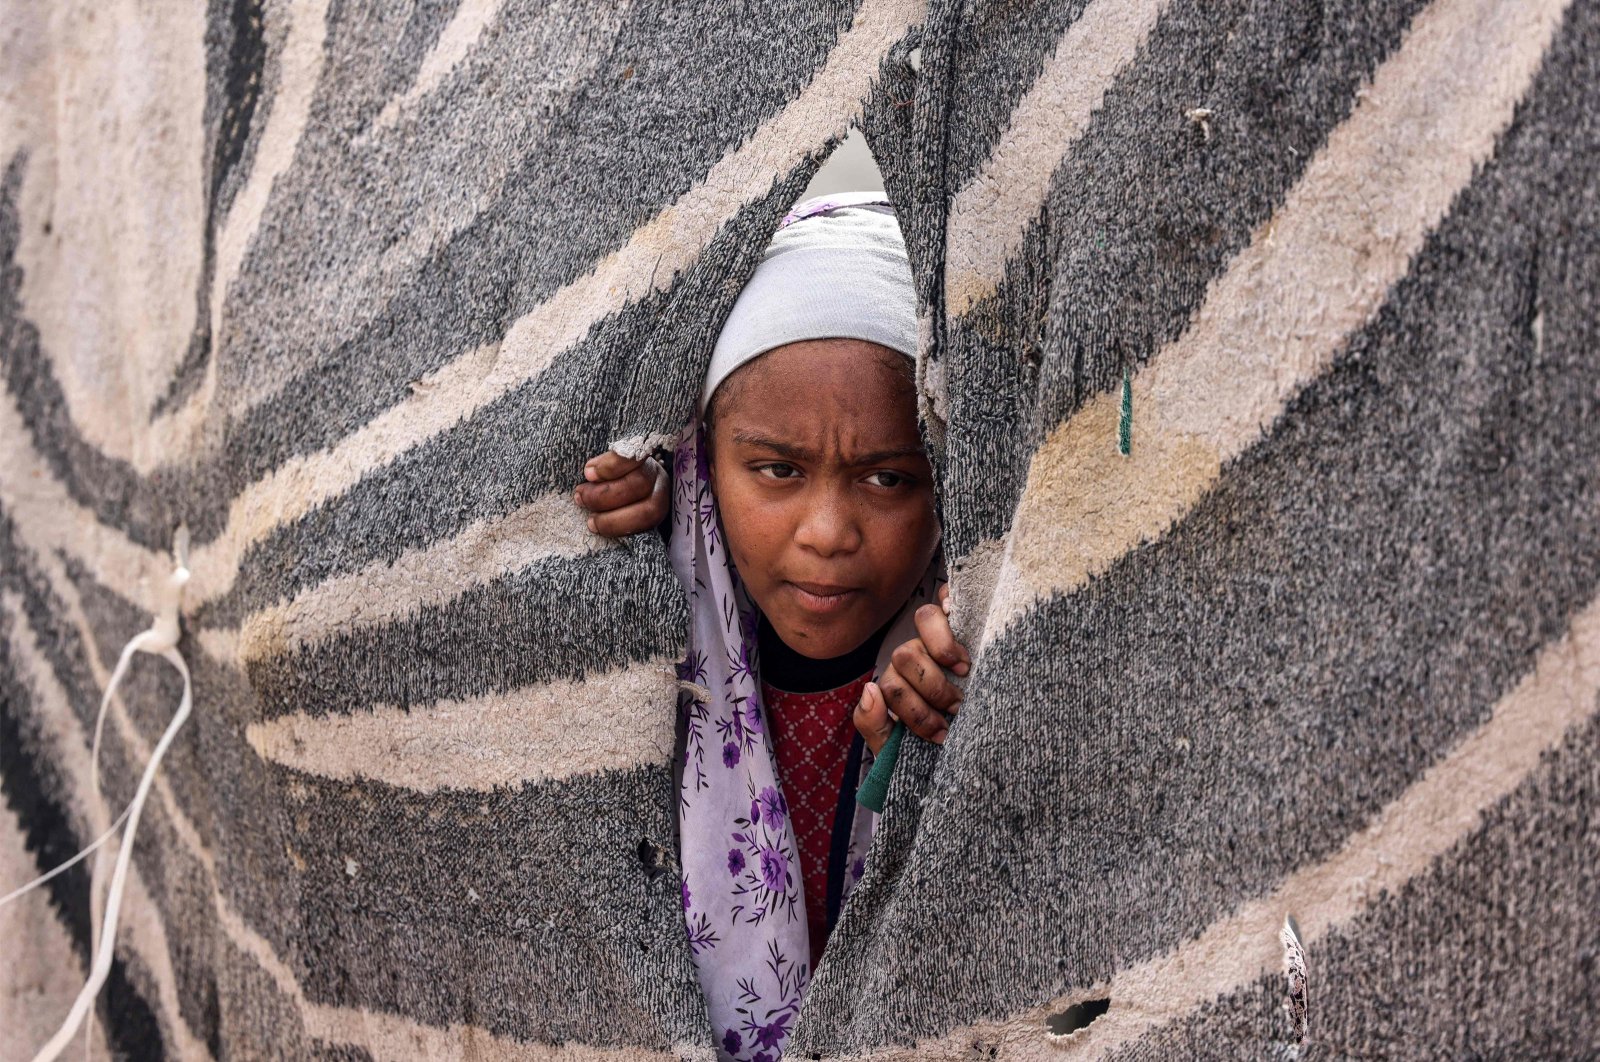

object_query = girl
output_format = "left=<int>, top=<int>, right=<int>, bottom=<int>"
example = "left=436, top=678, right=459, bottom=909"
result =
left=575, top=195, right=968, bottom=1061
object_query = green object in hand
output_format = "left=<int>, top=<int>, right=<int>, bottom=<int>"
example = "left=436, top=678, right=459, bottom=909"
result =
left=856, top=722, right=905, bottom=813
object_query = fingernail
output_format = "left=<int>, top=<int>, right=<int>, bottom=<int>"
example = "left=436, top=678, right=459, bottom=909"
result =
left=935, top=729, right=947, bottom=744
left=953, top=661, right=969, bottom=676
left=584, top=466, right=598, bottom=481
left=586, top=517, right=597, bottom=532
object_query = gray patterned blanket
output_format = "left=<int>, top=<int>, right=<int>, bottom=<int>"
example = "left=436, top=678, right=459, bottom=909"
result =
left=2, top=0, right=1595, bottom=1057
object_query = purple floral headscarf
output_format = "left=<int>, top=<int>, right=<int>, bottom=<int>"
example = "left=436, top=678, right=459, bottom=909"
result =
left=669, top=420, right=937, bottom=1062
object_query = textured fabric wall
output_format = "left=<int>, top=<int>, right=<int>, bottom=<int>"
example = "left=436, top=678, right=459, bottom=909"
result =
left=2, top=0, right=1595, bottom=1058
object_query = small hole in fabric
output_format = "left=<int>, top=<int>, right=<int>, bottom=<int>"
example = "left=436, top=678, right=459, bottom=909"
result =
left=636, top=838, right=667, bottom=880
left=1045, top=998, right=1110, bottom=1036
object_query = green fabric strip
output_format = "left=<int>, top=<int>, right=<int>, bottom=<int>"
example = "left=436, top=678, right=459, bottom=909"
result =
left=855, top=722, right=905, bottom=813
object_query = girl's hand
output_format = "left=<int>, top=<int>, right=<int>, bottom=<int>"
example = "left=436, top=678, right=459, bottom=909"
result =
left=574, top=451, right=669, bottom=538
left=854, top=584, right=970, bottom=754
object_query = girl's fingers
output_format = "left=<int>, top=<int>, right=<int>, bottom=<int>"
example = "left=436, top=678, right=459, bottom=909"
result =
left=878, top=668, right=949, bottom=745
left=913, top=603, right=970, bottom=677
left=583, top=450, right=646, bottom=483
left=575, top=464, right=655, bottom=512
left=584, top=480, right=669, bottom=537
left=891, top=640, right=963, bottom=715
left=852, top=681, right=895, bottom=755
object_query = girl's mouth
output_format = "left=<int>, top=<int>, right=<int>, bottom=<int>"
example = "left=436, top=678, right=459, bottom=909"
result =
left=785, top=581, right=859, bottom=614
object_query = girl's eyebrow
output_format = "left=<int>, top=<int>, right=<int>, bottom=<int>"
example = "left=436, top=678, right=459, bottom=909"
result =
left=730, top=429, right=926, bottom=466
left=730, top=430, right=808, bottom=459
left=847, top=445, right=929, bottom=466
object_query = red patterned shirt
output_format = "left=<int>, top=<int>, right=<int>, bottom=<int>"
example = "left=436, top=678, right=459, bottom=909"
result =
left=761, top=670, right=873, bottom=964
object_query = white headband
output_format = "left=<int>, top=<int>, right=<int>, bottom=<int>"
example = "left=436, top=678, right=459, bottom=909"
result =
left=701, top=193, right=918, bottom=413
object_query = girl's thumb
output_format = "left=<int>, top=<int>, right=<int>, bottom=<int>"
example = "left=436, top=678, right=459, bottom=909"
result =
left=855, top=682, right=892, bottom=751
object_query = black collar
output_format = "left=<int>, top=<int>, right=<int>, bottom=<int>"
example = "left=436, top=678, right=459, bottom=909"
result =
left=756, top=612, right=892, bottom=694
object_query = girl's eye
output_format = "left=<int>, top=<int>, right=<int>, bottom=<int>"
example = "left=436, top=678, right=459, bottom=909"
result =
left=756, top=463, right=800, bottom=480
left=866, top=470, right=910, bottom=488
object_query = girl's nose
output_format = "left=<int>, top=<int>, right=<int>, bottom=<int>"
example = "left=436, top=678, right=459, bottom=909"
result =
left=793, top=494, right=863, bottom=557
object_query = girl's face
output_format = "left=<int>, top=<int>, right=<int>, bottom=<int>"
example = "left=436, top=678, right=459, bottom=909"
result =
left=708, top=338, right=940, bottom=660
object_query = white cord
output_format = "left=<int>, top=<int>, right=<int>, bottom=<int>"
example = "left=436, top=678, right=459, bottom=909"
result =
left=24, top=537, right=191, bottom=1062
left=0, top=804, right=132, bottom=909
